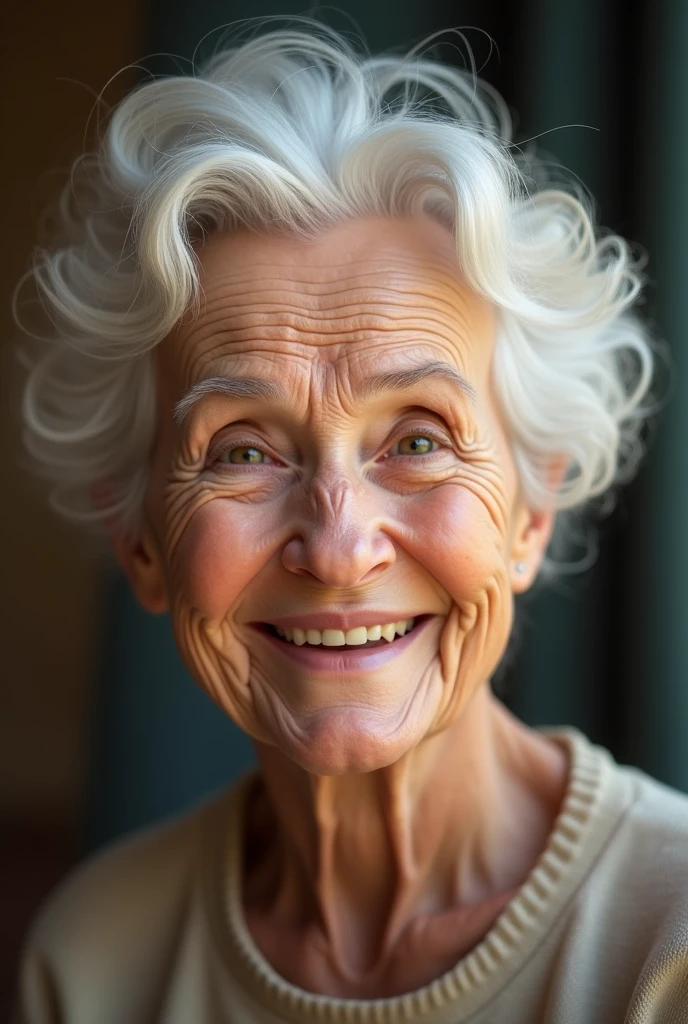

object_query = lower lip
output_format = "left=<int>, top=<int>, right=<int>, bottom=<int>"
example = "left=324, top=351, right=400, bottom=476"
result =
left=256, top=617, right=433, bottom=673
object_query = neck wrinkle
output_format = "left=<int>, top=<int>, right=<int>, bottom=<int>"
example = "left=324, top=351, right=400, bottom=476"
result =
left=376, top=751, right=429, bottom=953
left=248, top=687, right=569, bottom=984
left=311, top=774, right=349, bottom=969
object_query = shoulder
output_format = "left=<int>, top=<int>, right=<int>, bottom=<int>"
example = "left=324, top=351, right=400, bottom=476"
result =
left=15, top=786, right=237, bottom=1023
left=586, top=763, right=688, bottom=1017
left=33, top=796, right=218, bottom=947
left=582, top=754, right=688, bottom=913
left=617, top=765, right=688, bottom=873
left=555, top=724, right=688, bottom=887
left=550, top=726, right=688, bottom=897
left=621, top=769, right=688, bottom=1018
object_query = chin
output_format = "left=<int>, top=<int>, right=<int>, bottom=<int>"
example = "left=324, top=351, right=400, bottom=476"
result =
left=275, top=705, right=433, bottom=776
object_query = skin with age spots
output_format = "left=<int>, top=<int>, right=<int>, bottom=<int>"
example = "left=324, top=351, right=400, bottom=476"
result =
left=114, top=215, right=569, bottom=998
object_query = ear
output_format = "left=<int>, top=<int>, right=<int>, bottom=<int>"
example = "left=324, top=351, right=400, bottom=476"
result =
left=111, top=525, right=169, bottom=614
left=92, top=482, right=169, bottom=614
left=509, top=457, right=568, bottom=594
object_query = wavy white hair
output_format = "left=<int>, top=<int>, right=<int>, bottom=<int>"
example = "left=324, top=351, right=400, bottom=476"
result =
left=16, top=22, right=657, bottom=579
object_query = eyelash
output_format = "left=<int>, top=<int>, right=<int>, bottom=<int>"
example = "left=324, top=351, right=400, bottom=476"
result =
left=208, top=438, right=277, bottom=468
left=380, top=427, right=450, bottom=460
left=208, top=427, right=453, bottom=470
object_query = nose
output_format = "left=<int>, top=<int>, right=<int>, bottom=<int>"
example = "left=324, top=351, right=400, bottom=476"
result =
left=281, top=472, right=396, bottom=587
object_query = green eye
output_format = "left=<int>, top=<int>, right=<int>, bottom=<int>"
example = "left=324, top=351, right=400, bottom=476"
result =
left=218, top=446, right=265, bottom=464
left=396, top=435, right=437, bottom=456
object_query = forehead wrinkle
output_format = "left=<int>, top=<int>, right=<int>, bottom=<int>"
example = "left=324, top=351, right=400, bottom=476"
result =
left=174, top=302, right=480, bottom=365
left=168, top=239, right=492, bottom=411
left=197, top=352, right=314, bottom=384
left=190, top=273, right=476, bottom=321
left=170, top=302, right=485, bottom=410
left=197, top=265, right=435, bottom=295
left=194, top=270, right=473, bottom=309
left=193, top=252, right=475, bottom=315
left=214, top=299, right=473, bottom=333
left=175, top=260, right=486, bottom=370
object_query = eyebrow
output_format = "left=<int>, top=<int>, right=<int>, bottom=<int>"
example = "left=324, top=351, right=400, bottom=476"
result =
left=361, top=361, right=477, bottom=403
left=173, top=376, right=288, bottom=424
left=173, top=359, right=476, bottom=425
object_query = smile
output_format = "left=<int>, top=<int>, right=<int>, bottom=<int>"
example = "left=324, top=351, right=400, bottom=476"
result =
left=255, top=616, right=432, bottom=672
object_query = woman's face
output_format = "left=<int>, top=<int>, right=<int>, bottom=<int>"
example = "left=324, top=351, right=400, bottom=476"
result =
left=136, top=216, right=544, bottom=775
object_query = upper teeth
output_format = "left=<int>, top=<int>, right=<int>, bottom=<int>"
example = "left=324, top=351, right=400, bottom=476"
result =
left=274, top=619, right=416, bottom=646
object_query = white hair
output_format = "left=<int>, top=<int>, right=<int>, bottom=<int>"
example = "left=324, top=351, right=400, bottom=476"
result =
left=15, top=22, right=658, bottom=578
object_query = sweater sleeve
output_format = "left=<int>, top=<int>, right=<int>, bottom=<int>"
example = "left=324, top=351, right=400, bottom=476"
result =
left=8, top=805, right=208, bottom=1024
left=625, top=913, right=688, bottom=1024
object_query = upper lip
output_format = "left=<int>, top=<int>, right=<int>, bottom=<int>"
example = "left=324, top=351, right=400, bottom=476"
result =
left=256, top=612, right=425, bottom=631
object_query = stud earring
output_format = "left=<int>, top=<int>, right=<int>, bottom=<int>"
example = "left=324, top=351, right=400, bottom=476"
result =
left=514, top=562, right=526, bottom=574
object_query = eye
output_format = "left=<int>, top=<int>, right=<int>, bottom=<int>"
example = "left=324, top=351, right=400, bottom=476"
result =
left=216, top=445, right=268, bottom=465
left=389, top=434, right=441, bottom=457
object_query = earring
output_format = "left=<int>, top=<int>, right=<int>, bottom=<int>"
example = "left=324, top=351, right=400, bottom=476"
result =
left=514, top=562, right=526, bottom=574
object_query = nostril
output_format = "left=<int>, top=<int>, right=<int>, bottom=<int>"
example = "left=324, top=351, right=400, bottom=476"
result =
left=359, top=563, right=388, bottom=585
left=281, top=530, right=396, bottom=588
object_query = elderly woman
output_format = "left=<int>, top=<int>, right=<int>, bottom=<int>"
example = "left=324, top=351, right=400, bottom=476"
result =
left=14, top=23, right=688, bottom=1024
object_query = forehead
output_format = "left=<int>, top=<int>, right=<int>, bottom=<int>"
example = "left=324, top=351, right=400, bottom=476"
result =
left=163, top=216, right=495, bottom=389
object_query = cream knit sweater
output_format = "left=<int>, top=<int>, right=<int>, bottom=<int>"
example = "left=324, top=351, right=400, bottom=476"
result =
left=13, top=727, right=688, bottom=1023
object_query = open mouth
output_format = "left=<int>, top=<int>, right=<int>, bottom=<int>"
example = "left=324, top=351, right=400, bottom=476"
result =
left=258, top=616, right=427, bottom=651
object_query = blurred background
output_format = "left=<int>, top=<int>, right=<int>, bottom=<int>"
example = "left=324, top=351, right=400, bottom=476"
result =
left=2, top=0, right=687, bottom=1016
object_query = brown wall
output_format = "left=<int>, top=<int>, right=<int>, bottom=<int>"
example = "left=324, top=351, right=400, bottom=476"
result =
left=1, top=0, right=142, bottom=1012
left=1, top=0, right=142, bottom=816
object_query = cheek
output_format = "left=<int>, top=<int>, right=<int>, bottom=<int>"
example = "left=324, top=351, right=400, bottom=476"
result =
left=169, top=501, right=273, bottom=620
left=403, top=486, right=505, bottom=600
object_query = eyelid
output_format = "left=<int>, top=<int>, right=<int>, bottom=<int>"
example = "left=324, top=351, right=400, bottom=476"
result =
left=207, top=436, right=277, bottom=467
left=387, top=425, right=453, bottom=452
left=371, top=428, right=454, bottom=467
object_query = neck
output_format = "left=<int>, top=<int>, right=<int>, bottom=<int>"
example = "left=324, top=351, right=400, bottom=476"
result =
left=243, top=687, right=569, bottom=994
